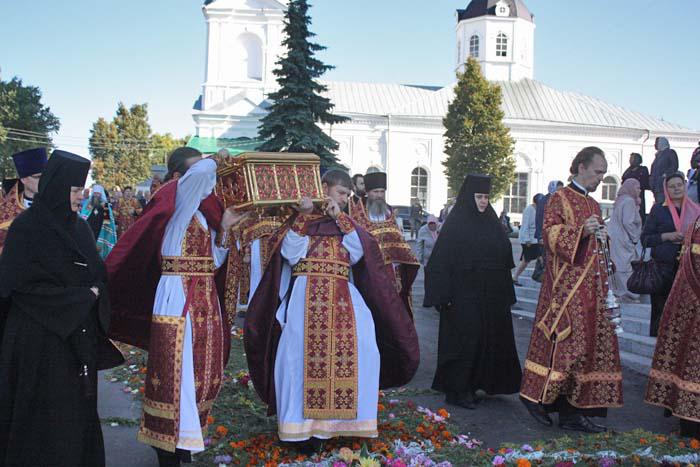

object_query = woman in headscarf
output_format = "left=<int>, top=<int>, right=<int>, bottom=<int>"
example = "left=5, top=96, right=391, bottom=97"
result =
left=608, top=178, right=643, bottom=302
left=424, top=174, right=522, bottom=409
left=642, top=172, right=700, bottom=336
left=417, top=215, right=439, bottom=268
left=622, top=153, right=650, bottom=223
left=0, top=150, right=122, bottom=466
left=80, top=184, right=117, bottom=259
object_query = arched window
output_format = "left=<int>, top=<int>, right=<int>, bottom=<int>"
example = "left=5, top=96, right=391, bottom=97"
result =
left=469, top=34, right=480, bottom=58
left=602, top=176, right=618, bottom=201
left=236, top=33, right=263, bottom=80
left=503, top=172, right=529, bottom=214
left=411, top=167, right=429, bottom=208
left=496, top=33, right=508, bottom=57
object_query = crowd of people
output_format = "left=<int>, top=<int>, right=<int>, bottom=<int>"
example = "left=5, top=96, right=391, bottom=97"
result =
left=1, top=139, right=700, bottom=465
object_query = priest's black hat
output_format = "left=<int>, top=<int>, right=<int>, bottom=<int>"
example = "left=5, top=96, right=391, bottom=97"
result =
left=11, top=147, right=48, bottom=178
left=364, top=171, right=387, bottom=191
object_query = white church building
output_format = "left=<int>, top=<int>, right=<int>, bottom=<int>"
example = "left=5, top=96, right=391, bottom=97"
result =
left=192, top=0, right=700, bottom=219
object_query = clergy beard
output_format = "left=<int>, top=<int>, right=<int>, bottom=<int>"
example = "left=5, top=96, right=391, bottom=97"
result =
left=367, top=198, right=388, bottom=219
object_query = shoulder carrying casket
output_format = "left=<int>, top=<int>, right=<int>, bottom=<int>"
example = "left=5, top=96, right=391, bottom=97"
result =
left=215, top=152, right=324, bottom=210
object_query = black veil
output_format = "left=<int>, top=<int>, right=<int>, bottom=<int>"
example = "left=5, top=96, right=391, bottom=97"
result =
left=423, top=174, right=514, bottom=307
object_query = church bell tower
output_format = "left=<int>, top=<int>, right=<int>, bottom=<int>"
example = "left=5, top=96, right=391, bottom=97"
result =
left=455, top=0, right=535, bottom=81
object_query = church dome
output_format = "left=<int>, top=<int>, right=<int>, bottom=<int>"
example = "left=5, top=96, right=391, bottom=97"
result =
left=458, top=0, right=534, bottom=23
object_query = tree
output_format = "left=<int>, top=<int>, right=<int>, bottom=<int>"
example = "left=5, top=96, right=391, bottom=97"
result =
left=257, top=0, right=349, bottom=168
left=89, top=103, right=152, bottom=188
left=443, top=57, right=515, bottom=198
left=150, top=133, right=189, bottom=166
left=0, top=77, right=60, bottom=179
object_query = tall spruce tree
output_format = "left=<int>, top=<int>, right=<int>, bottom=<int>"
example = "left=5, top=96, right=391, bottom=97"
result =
left=258, top=0, right=348, bottom=168
left=443, top=57, right=515, bottom=198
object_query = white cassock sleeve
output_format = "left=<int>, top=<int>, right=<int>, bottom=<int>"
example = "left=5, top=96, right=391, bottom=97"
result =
left=342, top=230, right=364, bottom=265
left=275, top=229, right=309, bottom=327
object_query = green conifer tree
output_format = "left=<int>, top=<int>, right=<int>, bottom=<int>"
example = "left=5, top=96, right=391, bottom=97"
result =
left=443, top=57, right=515, bottom=198
left=258, top=0, right=348, bottom=168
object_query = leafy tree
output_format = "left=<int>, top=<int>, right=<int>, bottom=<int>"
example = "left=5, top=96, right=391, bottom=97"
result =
left=89, top=103, right=152, bottom=188
left=150, top=133, right=189, bottom=166
left=0, top=77, right=60, bottom=179
left=443, top=57, right=515, bottom=198
left=257, top=0, right=348, bottom=168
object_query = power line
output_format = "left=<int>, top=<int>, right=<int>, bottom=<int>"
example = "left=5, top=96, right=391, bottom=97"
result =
left=4, top=132, right=185, bottom=151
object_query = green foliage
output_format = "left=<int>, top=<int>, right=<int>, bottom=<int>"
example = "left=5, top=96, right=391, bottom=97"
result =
left=258, top=0, right=349, bottom=168
left=0, top=77, right=60, bottom=179
left=90, top=103, right=186, bottom=189
left=149, top=133, right=189, bottom=166
left=442, top=58, right=515, bottom=198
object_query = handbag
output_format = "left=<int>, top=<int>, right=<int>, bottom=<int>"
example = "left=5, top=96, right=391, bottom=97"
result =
left=627, top=242, right=664, bottom=295
left=531, top=255, right=545, bottom=283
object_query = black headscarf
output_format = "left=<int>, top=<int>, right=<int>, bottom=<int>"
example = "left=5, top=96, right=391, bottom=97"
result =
left=33, top=150, right=91, bottom=227
left=423, top=174, right=514, bottom=307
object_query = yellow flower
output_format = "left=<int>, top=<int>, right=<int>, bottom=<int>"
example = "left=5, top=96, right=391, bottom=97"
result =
left=359, top=458, right=380, bottom=467
left=338, top=447, right=354, bottom=464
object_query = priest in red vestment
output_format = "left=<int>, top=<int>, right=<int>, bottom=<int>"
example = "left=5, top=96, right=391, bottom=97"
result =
left=349, top=172, right=419, bottom=317
left=107, top=148, right=248, bottom=466
left=245, top=170, right=419, bottom=449
left=520, top=147, right=623, bottom=433
left=645, top=216, right=700, bottom=438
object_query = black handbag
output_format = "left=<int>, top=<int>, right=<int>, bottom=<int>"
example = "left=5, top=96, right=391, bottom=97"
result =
left=531, top=256, right=545, bottom=283
left=627, top=243, right=664, bottom=295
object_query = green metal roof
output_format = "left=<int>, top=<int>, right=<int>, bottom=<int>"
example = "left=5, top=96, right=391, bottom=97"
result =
left=186, top=136, right=265, bottom=155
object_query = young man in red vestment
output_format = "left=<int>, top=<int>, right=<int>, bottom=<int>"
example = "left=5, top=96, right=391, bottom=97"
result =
left=107, top=147, right=248, bottom=466
left=245, top=170, right=419, bottom=451
left=520, top=147, right=623, bottom=433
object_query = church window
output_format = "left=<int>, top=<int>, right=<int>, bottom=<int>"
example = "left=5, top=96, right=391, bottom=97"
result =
left=496, top=33, right=508, bottom=57
left=503, top=172, right=528, bottom=214
left=411, top=167, right=429, bottom=208
left=236, top=33, right=263, bottom=81
left=469, top=35, right=480, bottom=58
left=601, top=176, right=618, bottom=201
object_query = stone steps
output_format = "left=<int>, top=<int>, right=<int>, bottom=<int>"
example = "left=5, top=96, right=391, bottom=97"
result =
left=512, top=273, right=657, bottom=374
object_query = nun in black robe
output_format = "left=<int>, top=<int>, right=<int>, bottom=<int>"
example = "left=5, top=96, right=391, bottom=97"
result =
left=0, top=150, right=123, bottom=467
left=424, top=174, right=522, bottom=409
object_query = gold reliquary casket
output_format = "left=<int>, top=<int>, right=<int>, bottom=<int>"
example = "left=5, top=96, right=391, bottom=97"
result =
left=215, top=152, right=324, bottom=210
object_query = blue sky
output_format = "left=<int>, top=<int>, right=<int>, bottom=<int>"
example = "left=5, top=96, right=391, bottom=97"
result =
left=1, top=0, right=698, bottom=154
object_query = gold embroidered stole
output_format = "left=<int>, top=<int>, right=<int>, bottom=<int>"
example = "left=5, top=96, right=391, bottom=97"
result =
left=294, top=235, right=358, bottom=420
left=139, top=216, right=224, bottom=452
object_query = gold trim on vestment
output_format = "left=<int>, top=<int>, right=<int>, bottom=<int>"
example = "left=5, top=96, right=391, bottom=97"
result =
left=649, top=368, right=700, bottom=394
left=292, top=258, right=350, bottom=280
left=161, top=256, right=216, bottom=276
left=279, top=419, right=378, bottom=441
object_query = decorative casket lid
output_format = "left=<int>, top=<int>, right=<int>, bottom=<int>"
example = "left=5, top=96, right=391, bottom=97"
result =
left=215, top=152, right=324, bottom=210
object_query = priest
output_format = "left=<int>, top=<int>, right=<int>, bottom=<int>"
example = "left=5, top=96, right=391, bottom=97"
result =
left=0, top=147, right=48, bottom=253
left=245, top=169, right=419, bottom=447
left=520, top=147, right=623, bottom=433
left=107, top=148, right=248, bottom=466
left=349, top=171, right=419, bottom=316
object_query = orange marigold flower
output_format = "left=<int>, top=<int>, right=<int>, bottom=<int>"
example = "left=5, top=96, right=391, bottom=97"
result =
left=691, top=438, right=700, bottom=449
left=437, top=408, right=450, bottom=418
left=216, top=425, right=228, bottom=437
left=442, top=431, right=451, bottom=439
left=517, top=459, right=531, bottom=467
left=639, top=438, right=648, bottom=445
left=139, top=386, right=145, bottom=393
left=207, top=416, right=215, bottom=425
left=377, top=404, right=386, bottom=412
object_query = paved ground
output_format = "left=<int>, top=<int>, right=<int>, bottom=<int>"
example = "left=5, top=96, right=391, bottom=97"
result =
left=101, top=239, right=676, bottom=466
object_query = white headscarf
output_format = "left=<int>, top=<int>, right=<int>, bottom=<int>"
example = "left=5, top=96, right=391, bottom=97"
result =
left=656, top=137, right=670, bottom=153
